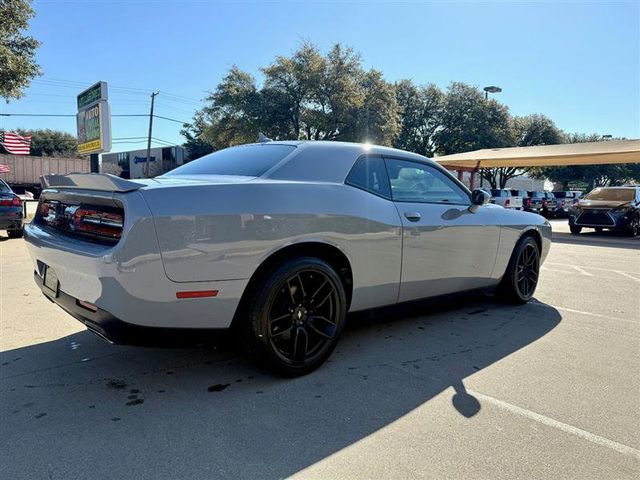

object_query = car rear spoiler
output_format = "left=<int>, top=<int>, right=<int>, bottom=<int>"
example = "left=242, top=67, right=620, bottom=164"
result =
left=40, top=173, right=144, bottom=193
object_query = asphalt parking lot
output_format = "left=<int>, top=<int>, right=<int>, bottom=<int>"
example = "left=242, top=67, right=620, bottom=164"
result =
left=1, top=220, right=638, bottom=479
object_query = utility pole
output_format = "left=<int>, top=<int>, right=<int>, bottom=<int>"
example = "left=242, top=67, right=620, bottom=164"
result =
left=145, top=91, right=159, bottom=177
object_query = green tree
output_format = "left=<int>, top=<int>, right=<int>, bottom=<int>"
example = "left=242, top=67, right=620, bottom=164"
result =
left=355, top=69, right=398, bottom=145
left=393, top=79, right=443, bottom=157
left=0, top=0, right=41, bottom=100
left=436, top=82, right=513, bottom=156
left=482, top=114, right=564, bottom=189
left=185, top=43, right=399, bottom=154
left=0, top=128, right=78, bottom=156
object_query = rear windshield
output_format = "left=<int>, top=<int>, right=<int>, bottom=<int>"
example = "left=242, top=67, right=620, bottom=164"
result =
left=585, top=188, right=635, bottom=202
left=554, top=192, right=567, bottom=198
left=510, top=190, right=528, bottom=197
left=165, top=144, right=296, bottom=177
left=529, top=191, right=545, bottom=197
left=0, top=180, right=11, bottom=193
left=490, top=189, right=505, bottom=196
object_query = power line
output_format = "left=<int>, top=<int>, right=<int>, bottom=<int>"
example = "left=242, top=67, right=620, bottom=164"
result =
left=0, top=113, right=190, bottom=123
left=32, top=77, right=202, bottom=104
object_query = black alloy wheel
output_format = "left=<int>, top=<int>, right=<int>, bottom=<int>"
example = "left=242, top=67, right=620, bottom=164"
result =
left=244, top=257, right=346, bottom=375
left=515, top=243, right=540, bottom=299
left=497, top=236, right=540, bottom=304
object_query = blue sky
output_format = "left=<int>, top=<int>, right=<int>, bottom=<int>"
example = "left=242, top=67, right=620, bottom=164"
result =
left=1, top=0, right=638, bottom=153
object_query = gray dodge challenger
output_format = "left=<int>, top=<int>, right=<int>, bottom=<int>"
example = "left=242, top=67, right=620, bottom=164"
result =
left=25, top=141, right=550, bottom=375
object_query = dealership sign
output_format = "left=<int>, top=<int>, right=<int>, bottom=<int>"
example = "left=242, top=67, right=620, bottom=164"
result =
left=77, top=81, right=111, bottom=155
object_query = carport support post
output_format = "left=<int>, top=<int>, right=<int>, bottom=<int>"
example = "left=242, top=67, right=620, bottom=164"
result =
left=90, top=153, right=99, bottom=173
left=469, top=169, right=477, bottom=190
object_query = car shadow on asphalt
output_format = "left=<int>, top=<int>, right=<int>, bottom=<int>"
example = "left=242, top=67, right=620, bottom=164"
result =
left=0, top=294, right=561, bottom=479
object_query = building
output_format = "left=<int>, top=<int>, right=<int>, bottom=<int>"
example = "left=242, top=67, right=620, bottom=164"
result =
left=101, top=146, right=186, bottom=179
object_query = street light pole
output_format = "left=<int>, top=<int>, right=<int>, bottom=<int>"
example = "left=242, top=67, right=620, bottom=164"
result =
left=480, top=86, right=503, bottom=188
left=145, top=91, right=160, bottom=177
left=483, top=85, right=502, bottom=100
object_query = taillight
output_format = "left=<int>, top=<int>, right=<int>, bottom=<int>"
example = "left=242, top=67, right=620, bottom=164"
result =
left=561, top=199, right=566, bottom=207
left=524, top=198, right=531, bottom=207
left=542, top=199, right=547, bottom=207
left=0, top=195, right=21, bottom=207
left=505, top=199, right=510, bottom=207
left=73, top=208, right=124, bottom=240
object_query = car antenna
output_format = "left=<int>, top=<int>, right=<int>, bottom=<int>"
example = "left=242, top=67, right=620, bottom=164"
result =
left=257, top=132, right=272, bottom=143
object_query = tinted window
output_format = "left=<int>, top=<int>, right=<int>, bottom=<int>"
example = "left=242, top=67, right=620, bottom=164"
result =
left=0, top=180, right=11, bottom=193
left=385, top=159, right=469, bottom=204
left=165, top=144, right=295, bottom=177
left=346, top=156, right=391, bottom=198
left=554, top=192, right=567, bottom=199
left=529, top=191, right=545, bottom=198
left=585, top=188, right=636, bottom=202
left=511, top=190, right=528, bottom=197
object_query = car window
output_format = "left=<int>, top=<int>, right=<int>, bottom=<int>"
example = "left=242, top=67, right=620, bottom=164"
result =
left=490, top=189, right=503, bottom=196
left=0, top=180, right=11, bottom=193
left=345, top=156, right=391, bottom=199
left=164, top=144, right=296, bottom=177
left=385, top=159, right=469, bottom=204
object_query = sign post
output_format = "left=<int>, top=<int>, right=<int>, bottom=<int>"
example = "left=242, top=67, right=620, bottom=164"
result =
left=77, top=81, right=111, bottom=158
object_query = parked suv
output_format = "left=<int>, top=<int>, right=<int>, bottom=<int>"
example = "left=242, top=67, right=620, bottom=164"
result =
left=490, top=189, right=523, bottom=210
left=510, top=189, right=531, bottom=210
left=569, top=186, right=640, bottom=236
left=553, top=191, right=581, bottom=218
left=527, top=191, right=556, bottom=217
left=0, top=179, right=25, bottom=238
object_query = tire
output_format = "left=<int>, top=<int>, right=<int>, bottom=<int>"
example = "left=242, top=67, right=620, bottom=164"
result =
left=627, top=214, right=640, bottom=237
left=7, top=228, right=24, bottom=239
left=570, top=225, right=582, bottom=235
left=242, top=256, right=347, bottom=376
left=496, top=236, right=540, bottom=304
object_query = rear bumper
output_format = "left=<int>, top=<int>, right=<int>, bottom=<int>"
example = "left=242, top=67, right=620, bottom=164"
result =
left=34, top=271, right=226, bottom=345
left=0, top=211, right=23, bottom=230
left=24, top=219, right=248, bottom=331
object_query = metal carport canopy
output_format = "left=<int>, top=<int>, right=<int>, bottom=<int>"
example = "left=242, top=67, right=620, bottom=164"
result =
left=434, top=139, right=640, bottom=169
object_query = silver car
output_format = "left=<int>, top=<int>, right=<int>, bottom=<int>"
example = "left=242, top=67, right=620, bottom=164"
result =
left=24, top=141, right=551, bottom=375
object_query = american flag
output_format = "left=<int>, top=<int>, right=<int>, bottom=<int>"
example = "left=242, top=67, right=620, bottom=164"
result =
left=0, top=164, right=9, bottom=173
left=0, top=131, right=32, bottom=155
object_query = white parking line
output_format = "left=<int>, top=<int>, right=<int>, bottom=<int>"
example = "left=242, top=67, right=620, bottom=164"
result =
left=615, top=270, right=640, bottom=283
left=545, top=262, right=640, bottom=279
left=467, top=389, right=640, bottom=459
left=529, top=301, right=638, bottom=325
left=571, top=265, right=594, bottom=276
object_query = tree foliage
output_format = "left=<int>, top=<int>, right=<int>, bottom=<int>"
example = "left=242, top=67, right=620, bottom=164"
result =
left=393, top=80, right=443, bottom=157
left=183, top=43, right=398, bottom=157
left=0, top=0, right=41, bottom=101
left=183, top=42, right=636, bottom=191
left=0, top=129, right=78, bottom=157
left=481, top=114, right=565, bottom=189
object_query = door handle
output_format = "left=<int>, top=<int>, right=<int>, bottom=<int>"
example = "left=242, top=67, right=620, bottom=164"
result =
left=404, top=212, right=421, bottom=222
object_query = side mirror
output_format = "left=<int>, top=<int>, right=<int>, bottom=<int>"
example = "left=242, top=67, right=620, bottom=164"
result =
left=471, top=189, right=491, bottom=205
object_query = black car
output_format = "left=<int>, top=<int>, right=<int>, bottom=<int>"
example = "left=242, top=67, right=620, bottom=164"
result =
left=569, top=186, right=640, bottom=236
left=0, top=179, right=24, bottom=238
